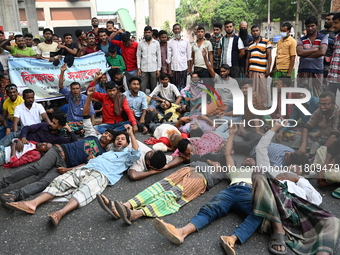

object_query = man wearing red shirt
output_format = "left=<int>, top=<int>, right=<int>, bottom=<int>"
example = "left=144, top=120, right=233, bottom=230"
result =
left=89, top=75, right=138, bottom=134
left=110, top=30, right=138, bottom=81
left=77, top=33, right=98, bottom=56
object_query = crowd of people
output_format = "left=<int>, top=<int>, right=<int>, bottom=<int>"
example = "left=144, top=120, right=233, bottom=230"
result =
left=0, top=12, right=340, bottom=255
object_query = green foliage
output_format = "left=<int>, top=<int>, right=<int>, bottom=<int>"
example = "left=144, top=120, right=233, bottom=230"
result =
left=161, top=21, right=174, bottom=37
left=145, top=16, right=149, bottom=26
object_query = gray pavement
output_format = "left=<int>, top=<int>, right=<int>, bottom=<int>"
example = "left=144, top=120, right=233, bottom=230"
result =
left=0, top=131, right=340, bottom=255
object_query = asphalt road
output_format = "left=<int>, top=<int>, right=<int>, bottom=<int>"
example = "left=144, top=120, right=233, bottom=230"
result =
left=0, top=131, right=340, bottom=255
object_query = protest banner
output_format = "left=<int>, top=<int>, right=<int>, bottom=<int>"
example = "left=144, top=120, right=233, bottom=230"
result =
left=8, top=51, right=110, bottom=101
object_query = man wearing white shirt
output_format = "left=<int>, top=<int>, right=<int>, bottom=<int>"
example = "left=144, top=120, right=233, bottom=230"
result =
left=149, top=73, right=182, bottom=104
left=166, top=24, right=192, bottom=90
left=137, top=26, right=161, bottom=93
left=13, top=89, right=50, bottom=132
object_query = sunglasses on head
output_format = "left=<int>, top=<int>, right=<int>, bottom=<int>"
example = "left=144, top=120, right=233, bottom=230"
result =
left=6, top=85, right=17, bottom=91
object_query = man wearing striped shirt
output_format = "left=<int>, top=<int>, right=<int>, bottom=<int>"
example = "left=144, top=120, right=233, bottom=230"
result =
left=245, top=25, right=272, bottom=107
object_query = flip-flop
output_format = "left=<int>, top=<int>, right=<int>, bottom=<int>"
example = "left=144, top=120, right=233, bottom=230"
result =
left=114, top=201, right=132, bottom=225
left=268, top=233, right=287, bottom=255
left=153, top=218, right=183, bottom=244
left=220, top=236, right=236, bottom=255
left=96, top=194, right=119, bottom=219
left=332, top=187, right=340, bottom=199
left=5, top=201, right=35, bottom=214
left=48, top=211, right=62, bottom=226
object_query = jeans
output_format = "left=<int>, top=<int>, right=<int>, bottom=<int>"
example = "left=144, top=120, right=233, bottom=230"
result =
left=189, top=185, right=262, bottom=244
left=221, top=99, right=242, bottom=123
left=0, top=131, right=21, bottom=147
left=94, top=121, right=131, bottom=134
left=125, top=69, right=138, bottom=82
left=0, top=146, right=66, bottom=200
left=212, top=123, right=229, bottom=140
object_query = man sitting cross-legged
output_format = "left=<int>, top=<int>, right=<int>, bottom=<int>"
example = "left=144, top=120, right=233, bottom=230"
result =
left=5, top=124, right=140, bottom=227
left=0, top=91, right=115, bottom=204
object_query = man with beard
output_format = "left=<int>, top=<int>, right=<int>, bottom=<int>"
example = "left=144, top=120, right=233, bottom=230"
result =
left=202, top=49, right=239, bottom=116
left=86, top=17, right=105, bottom=44
left=0, top=93, right=116, bottom=206
left=245, top=25, right=272, bottom=106
left=0, top=34, right=35, bottom=57
left=320, top=12, right=336, bottom=87
left=238, top=22, right=253, bottom=78
left=297, top=91, right=340, bottom=156
left=59, top=64, right=95, bottom=131
left=297, top=16, right=328, bottom=97
left=4, top=124, right=140, bottom=227
left=137, top=26, right=161, bottom=92
left=78, top=33, right=99, bottom=56
left=218, top=20, right=245, bottom=78
left=36, top=28, right=59, bottom=62
left=167, top=23, right=192, bottom=90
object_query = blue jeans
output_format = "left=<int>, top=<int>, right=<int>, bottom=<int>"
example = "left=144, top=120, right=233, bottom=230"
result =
left=189, top=185, right=263, bottom=244
left=221, top=99, right=242, bottom=123
left=94, top=121, right=131, bottom=134
left=0, top=131, right=21, bottom=147
left=125, top=69, right=138, bottom=82
left=212, top=123, right=229, bottom=140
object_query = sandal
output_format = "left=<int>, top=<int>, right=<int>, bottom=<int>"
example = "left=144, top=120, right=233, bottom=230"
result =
left=268, top=233, right=287, bottom=255
left=220, top=236, right=236, bottom=255
left=114, top=201, right=133, bottom=225
left=332, top=187, right=340, bottom=199
left=96, top=194, right=119, bottom=219
left=48, top=211, right=62, bottom=226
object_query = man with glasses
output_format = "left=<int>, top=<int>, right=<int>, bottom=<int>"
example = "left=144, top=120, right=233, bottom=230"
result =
left=297, top=91, right=340, bottom=156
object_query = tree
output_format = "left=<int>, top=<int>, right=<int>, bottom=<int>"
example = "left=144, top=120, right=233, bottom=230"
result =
left=161, top=21, right=174, bottom=37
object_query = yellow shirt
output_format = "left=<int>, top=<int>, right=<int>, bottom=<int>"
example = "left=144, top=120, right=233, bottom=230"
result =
left=276, top=36, right=297, bottom=70
left=3, top=96, right=24, bottom=121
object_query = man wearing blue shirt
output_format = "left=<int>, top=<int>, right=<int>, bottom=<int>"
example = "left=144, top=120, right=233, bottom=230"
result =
left=59, top=64, right=95, bottom=124
left=5, top=91, right=141, bottom=227
left=124, top=77, right=156, bottom=133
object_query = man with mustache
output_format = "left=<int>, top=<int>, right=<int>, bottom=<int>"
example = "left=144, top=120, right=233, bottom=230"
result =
left=59, top=64, right=95, bottom=127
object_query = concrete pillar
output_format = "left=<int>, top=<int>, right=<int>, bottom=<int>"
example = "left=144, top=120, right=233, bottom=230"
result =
left=0, top=0, right=21, bottom=33
left=149, top=0, right=175, bottom=29
left=24, top=0, right=39, bottom=37
left=135, top=0, right=145, bottom=39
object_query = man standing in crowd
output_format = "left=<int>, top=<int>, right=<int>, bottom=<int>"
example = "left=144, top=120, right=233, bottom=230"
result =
left=110, top=30, right=138, bottom=81
left=159, top=30, right=169, bottom=74
left=167, top=23, right=192, bottom=90
left=24, top=33, right=34, bottom=48
left=78, top=33, right=99, bottom=56
left=297, top=16, right=328, bottom=97
left=210, top=22, right=223, bottom=75
left=137, top=26, right=161, bottom=93
left=190, top=26, right=213, bottom=86
left=326, top=13, right=340, bottom=96
left=238, top=22, right=253, bottom=78
left=320, top=12, right=336, bottom=90
left=36, top=28, right=60, bottom=61
left=98, top=29, right=113, bottom=56
left=245, top=25, right=272, bottom=106
left=0, top=34, right=35, bottom=58
left=86, top=17, right=104, bottom=44
left=75, top=29, right=87, bottom=49
left=218, top=20, right=245, bottom=78
left=271, top=22, right=297, bottom=82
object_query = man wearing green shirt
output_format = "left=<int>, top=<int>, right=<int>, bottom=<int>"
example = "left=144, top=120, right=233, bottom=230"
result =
left=0, top=34, right=35, bottom=58
left=107, top=46, right=125, bottom=72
